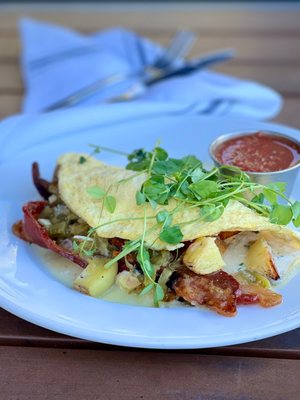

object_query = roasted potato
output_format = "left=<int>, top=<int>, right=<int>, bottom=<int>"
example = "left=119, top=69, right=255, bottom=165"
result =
left=245, top=238, right=279, bottom=280
left=74, top=257, right=118, bottom=296
left=183, top=237, right=225, bottom=274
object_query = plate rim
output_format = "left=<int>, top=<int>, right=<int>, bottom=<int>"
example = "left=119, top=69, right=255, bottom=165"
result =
left=1, top=110, right=300, bottom=349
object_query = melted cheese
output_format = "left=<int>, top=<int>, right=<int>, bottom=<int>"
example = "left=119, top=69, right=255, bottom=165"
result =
left=34, top=246, right=156, bottom=307
left=33, top=230, right=300, bottom=306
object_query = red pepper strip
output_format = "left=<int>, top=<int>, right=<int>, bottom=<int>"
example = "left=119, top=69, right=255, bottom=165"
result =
left=237, top=293, right=259, bottom=305
left=14, top=201, right=88, bottom=268
left=32, top=162, right=51, bottom=200
left=12, top=220, right=31, bottom=242
left=237, top=284, right=282, bottom=308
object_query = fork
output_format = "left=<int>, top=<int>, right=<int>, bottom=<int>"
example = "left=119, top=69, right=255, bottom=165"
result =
left=108, top=49, right=235, bottom=103
left=147, top=30, right=195, bottom=72
left=146, top=48, right=235, bottom=85
left=29, top=30, right=195, bottom=73
left=43, top=31, right=196, bottom=112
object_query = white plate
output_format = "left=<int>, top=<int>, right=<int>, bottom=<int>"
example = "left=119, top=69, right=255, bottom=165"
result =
left=1, top=104, right=300, bottom=349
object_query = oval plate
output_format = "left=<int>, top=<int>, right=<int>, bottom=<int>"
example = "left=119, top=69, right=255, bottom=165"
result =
left=1, top=104, right=300, bottom=349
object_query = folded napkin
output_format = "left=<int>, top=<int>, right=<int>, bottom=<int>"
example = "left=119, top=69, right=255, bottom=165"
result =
left=20, top=18, right=282, bottom=119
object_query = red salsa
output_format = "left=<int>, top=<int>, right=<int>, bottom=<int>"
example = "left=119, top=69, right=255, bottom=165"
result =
left=214, top=132, right=300, bottom=173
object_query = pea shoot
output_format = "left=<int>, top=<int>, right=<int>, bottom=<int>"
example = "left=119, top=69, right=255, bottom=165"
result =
left=123, top=145, right=300, bottom=229
left=74, top=142, right=300, bottom=307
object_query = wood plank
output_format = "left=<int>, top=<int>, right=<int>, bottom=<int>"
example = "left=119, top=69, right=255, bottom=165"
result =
left=1, top=8, right=300, bottom=400
left=2, top=35, right=300, bottom=63
left=213, top=64, right=300, bottom=95
left=0, top=92, right=22, bottom=119
left=273, top=97, right=300, bottom=129
left=1, top=61, right=300, bottom=96
left=1, top=9, right=300, bottom=34
left=0, top=63, right=23, bottom=91
left=1, top=346, right=300, bottom=400
left=1, top=307, right=300, bottom=358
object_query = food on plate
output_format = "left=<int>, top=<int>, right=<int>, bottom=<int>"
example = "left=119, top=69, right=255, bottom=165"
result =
left=73, top=257, right=118, bottom=297
left=245, top=237, right=279, bottom=280
left=182, top=237, right=225, bottom=274
left=13, top=145, right=300, bottom=317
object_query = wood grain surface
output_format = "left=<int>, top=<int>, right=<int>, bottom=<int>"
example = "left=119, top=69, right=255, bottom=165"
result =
left=1, top=345, right=300, bottom=400
left=0, top=8, right=300, bottom=126
left=1, top=307, right=300, bottom=360
left=1, top=5, right=300, bottom=400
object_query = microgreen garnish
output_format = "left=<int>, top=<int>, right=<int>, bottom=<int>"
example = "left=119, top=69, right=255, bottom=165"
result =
left=156, top=210, right=172, bottom=227
left=72, top=240, right=79, bottom=252
left=86, top=143, right=298, bottom=229
left=136, top=213, right=164, bottom=306
left=104, top=195, right=116, bottom=214
left=199, top=204, right=225, bottom=222
left=77, top=141, right=300, bottom=307
left=159, top=225, right=183, bottom=245
left=89, top=144, right=129, bottom=157
left=137, top=246, right=154, bottom=280
left=86, top=186, right=116, bottom=214
left=154, top=284, right=165, bottom=304
left=189, top=180, right=219, bottom=199
left=139, top=283, right=155, bottom=296
left=123, top=145, right=299, bottom=228
left=72, top=236, right=97, bottom=257
left=79, top=156, right=87, bottom=164
left=269, top=204, right=293, bottom=225
left=104, top=240, right=141, bottom=268
left=104, top=211, right=165, bottom=306
left=79, top=144, right=129, bottom=165
left=292, top=201, right=300, bottom=228
left=86, top=186, right=106, bottom=199
left=136, top=190, right=146, bottom=205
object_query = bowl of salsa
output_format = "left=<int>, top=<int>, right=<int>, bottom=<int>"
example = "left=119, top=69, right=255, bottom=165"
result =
left=209, top=131, right=300, bottom=196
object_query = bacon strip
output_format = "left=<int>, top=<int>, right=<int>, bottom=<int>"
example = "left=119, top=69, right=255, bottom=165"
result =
left=13, top=201, right=87, bottom=268
left=169, top=267, right=282, bottom=316
left=171, top=268, right=241, bottom=317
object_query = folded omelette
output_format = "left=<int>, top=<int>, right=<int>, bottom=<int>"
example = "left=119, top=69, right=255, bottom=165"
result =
left=58, top=153, right=300, bottom=250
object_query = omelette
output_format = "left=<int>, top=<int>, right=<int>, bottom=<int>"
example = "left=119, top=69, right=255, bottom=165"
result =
left=13, top=151, right=300, bottom=317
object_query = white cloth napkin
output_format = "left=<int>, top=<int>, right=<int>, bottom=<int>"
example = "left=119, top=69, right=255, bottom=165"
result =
left=20, top=18, right=282, bottom=119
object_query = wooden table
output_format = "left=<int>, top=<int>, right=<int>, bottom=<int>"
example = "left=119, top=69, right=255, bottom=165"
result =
left=1, top=5, right=300, bottom=399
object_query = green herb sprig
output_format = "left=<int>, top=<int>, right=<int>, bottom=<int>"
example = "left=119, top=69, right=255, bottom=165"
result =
left=78, top=144, right=129, bottom=165
left=103, top=212, right=165, bottom=306
left=73, top=142, right=300, bottom=307
left=86, top=185, right=116, bottom=214
left=124, top=146, right=300, bottom=230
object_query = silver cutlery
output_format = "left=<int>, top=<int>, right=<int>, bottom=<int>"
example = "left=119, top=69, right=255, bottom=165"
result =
left=149, top=30, right=196, bottom=71
left=42, top=30, right=196, bottom=112
left=108, top=49, right=235, bottom=103
left=44, top=48, right=234, bottom=112
left=146, top=48, right=235, bottom=85
left=29, top=30, right=195, bottom=73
